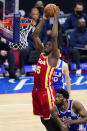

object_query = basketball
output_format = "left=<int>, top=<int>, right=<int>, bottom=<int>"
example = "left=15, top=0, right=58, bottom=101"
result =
left=44, top=4, right=59, bottom=17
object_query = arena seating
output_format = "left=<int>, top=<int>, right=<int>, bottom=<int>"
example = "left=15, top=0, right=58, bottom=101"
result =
left=64, top=29, right=87, bottom=71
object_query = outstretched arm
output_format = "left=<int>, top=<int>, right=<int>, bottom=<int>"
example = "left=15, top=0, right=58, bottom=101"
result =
left=32, top=14, right=47, bottom=51
left=72, top=100, right=87, bottom=124
left=50, top=106, right=69, bottom=131
left=50, top=7, right=60, bottom=58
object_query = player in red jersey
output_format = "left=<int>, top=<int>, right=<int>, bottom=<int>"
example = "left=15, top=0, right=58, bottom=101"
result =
left=32, top=7, right=60, bottom=120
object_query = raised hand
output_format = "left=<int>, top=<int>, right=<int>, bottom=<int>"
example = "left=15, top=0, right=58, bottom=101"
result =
left=54, top=6, right=60, bottom=17
left=64, top=118, right=74, bottom=125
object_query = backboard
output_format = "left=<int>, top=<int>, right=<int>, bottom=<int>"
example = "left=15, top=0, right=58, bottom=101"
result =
left=0, top=0, right=20, bottom=43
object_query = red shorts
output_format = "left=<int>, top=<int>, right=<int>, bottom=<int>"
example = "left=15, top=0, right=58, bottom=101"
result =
left=32, top=87, right=55, bottom=119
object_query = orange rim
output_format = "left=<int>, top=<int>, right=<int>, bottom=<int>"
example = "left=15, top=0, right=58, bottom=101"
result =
left=20, top=18, right=35, bottom=26
left=0, top=17, right=35, bottom=28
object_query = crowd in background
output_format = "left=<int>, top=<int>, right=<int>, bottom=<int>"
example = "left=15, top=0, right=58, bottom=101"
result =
left=0, top=0, right=87, bottom=79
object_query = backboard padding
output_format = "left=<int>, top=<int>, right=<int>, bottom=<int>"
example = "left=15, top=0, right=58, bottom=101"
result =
left=0, top=0, right=20, bottom=43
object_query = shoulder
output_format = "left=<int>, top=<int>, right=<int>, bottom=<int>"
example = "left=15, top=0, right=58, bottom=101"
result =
left=72, top=100, right=80, bottom=106
left=67, top=13, right=76, bottom=19
left=63, top=61, right=68, bottom=66
left=72, top=100, right=84, bottom=111
left=66, top=13, right=73, bottom=19
left=63, top=61, right=68, bottom=69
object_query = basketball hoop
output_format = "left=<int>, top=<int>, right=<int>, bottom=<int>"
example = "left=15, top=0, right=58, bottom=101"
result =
left=0, top=17, right=35, bottom=50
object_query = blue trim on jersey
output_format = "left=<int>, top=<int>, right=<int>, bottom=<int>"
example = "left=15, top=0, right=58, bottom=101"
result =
left=52, top=59, right=64, bottom=93
left=57, top=100, right=85, bottom=131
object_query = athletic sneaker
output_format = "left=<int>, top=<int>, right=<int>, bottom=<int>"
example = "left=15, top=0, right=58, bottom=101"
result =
left=20, top=68, right=26, bottom=76
left=9, top=74, right=19, bottom=80
left=76, top=69, right=81, bottom=76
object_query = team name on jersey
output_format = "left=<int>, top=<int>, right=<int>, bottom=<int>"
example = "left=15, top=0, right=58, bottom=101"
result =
left=38, top=58, right=46, bottom=65
left=53, top=71, right=62, bottom=77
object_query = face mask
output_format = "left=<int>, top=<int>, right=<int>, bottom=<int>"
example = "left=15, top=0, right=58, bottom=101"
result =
left=78, top=26, right=86, bottom=32
left=75, top=11, right=82, bottom=16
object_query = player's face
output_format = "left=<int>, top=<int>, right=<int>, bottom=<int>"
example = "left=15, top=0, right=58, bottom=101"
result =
left=44, top=41, right=53, bottom=54
left=55, top=93, right=64, bottom=107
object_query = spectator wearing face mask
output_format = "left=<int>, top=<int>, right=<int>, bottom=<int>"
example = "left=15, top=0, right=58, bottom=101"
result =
left=68, top=18, right=87, bottom=76
left=63, top=2, right=87, bottom=31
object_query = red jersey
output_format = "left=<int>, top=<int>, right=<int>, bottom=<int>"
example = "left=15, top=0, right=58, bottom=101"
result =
left=34, top=53, right=55, bottom=91
left=34, top=53, right=55, bottom=109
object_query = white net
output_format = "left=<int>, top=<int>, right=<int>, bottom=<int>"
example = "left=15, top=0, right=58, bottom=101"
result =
left=9, top=19, right=34, bottom=50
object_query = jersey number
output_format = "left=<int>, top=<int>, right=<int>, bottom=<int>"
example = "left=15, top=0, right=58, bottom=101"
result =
left=35, top=66, right=41, bottom=74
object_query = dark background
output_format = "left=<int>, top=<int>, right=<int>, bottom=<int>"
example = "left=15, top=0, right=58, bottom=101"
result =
left=19, top=0, right=87, bottom=16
